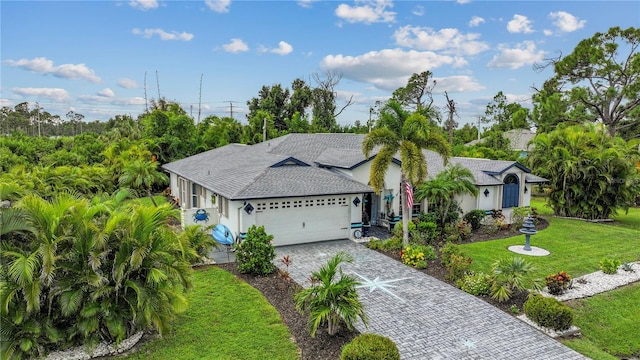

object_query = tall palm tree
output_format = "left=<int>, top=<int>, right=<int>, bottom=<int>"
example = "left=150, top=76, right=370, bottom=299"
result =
left=415, top=164, right=478, bottom=227
left=363, top=100, right=450, bottom=245
left=118, top=159, right=168, bottom=207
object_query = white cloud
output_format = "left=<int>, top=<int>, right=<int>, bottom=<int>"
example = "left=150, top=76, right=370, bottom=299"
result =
left=543, top=29, right=553, bottom=36
left=412, top=5, right=424, bottom=16
left=205, top=0, right=231, bottom=13
left=297, top=0, right=319, bottom=8
left=457, top=0, right=471, bottom=3
left=78, top=94, right=145, bottom=106
left=468, top=16, right=485, bottom=27
left=12, top=87, right=71, bottom=102
left=117, top=78, right=138, bottom=89
left=270, top=41, right=293, bottom=55
left=4, top=57, right=101, bottom=83
left=487, top=41, right=545, bottom=69
left=129, top=0, right=158, bottom=10
left=132, top=28, right=194, bottom=41
left=97, top=88, right=115, bottom=97
left=321, top=48, right=467, bottom=91
left=507, top=14, right=534, bottom=34
left=434, top=75, right=484, bottom=92
left=0, top=98, right=15, bottom=107
left=335, top=0, right=396, bottom=24
left=549, top=11, right=586, bottom=32
left=222, top=38, right=249, bottom=53
left=393, top=26, right=489, bottom=56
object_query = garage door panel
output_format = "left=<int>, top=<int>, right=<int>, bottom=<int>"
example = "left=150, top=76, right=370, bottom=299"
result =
left=254, top=197, right=351, bottom=246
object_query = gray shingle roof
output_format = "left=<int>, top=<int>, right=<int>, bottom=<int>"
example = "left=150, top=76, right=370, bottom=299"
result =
left=162, top=133, right=546, bottom=199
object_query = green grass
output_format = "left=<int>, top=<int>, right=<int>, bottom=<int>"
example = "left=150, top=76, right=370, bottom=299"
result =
left=460, top=216, right=640, bottom=279
left=131, top=195, right=168, bottom=207
left=562, top=282, right=640, bottom=359
left=611, top=207, right=640, bottom=231
left=125, top=267, right=299, bottom=360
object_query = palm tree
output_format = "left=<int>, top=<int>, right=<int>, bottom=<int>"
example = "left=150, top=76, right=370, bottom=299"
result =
left=118, top=159, right=168, bottom=207
left=294, top=252, right=368, bottom=337
left=415, top=164, right=478, bottom=227
left=363, top=100, right=450, bottom=245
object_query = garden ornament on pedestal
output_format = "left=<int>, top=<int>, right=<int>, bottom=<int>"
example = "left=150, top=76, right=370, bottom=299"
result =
left=519, top=214, right=537, bottom=251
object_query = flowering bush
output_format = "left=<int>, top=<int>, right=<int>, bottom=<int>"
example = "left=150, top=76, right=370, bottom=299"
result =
left=401, top=245, right=436, bottom=269
left=446, top=254, right=473, bottom=281
left=457, top=220, right=472, bottom=239
left=545, top=271, right=572, bottom=295
left=457, top=272, right=491, bottom=296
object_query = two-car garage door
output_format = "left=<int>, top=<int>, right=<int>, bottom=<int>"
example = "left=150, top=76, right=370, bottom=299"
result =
left=255, top=196, right=351, bottom=246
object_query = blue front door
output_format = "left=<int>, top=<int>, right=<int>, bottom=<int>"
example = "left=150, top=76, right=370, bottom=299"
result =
left=502, top=174, right=519, bottom=208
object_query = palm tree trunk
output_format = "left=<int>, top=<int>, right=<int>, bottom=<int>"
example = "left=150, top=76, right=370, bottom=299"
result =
left=148, top=189, right=158, bottom=207
left=401, top=174, right=410, bottom=246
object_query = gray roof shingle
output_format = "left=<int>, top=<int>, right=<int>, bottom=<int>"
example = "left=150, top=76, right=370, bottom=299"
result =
left=162, top=133, right=546, bottom=199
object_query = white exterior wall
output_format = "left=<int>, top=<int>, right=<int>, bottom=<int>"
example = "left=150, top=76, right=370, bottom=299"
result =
left=523, top=184, right=532, bottom=206
left=478, top=185, right=500, bottom=210
left=352, top=161, right=402, bottom=218
left=456, top=194, right=478, bottom=215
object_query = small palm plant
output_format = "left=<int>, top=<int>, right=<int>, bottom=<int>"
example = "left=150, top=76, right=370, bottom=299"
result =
left=490, top=256, right=542, bottom=302
left=294, top=252, right=368, bottom=337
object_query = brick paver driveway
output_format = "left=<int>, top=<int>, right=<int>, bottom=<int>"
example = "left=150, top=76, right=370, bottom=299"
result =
left=275, top=240, right=586, bottom=360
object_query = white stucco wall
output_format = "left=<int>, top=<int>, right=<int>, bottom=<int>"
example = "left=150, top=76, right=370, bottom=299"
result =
left=352, top=161, right=402, bottom=218
left=478, top=185, right=500, bottom=210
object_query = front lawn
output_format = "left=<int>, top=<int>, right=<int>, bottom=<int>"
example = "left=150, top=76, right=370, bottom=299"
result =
left=460, top=216, right=639, bottom=279
left=562, top=282, right=640, bottom=359
left=125, top=266, right=298, bottom=360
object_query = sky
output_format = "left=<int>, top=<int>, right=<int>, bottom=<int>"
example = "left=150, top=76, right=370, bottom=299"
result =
left=1, top=0, right=639, bottom=128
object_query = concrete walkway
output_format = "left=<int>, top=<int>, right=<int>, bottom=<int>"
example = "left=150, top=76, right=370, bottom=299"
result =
left=275, top=240, right=587, bottom=360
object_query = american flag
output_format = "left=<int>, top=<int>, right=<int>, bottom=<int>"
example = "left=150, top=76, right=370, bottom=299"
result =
left=406, top=182, right=413, bottom=209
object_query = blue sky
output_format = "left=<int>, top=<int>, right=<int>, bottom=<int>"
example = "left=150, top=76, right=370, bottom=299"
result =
left=1, top=0, right=639, bottom=128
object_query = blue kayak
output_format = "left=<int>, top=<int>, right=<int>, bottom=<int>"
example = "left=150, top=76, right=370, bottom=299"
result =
left=212, top=224, right=234, bottom=246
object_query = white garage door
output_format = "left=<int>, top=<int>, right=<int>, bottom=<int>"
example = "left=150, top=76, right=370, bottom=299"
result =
left=255, top=197, right=351, bottom=246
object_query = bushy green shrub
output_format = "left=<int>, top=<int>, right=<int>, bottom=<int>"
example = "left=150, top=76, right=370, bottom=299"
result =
left=401, top=244, right=436, bottom=269
left=463, top=210, right=486, bottom=230
left=510, top=206, right=531, bottom=229
left=600, top=258, right=621, bottom=274
left=393, top=220, right=415, bottom=238
left=411, top=221, right=439, bottom=245
left=235, top=225, right=276, bottom=275
left=341, top=333, right=400, bottom=360
left=445, top=254, right=473, bottom=281
left=440, top=242, right=464, bottom=267
left=365, top=239, right=384, bottom=250
left=523, top=293, right=574, bottom=331
left=457, top=272, right=491, bottom=295
left=380, top=237, right=403, bottom=251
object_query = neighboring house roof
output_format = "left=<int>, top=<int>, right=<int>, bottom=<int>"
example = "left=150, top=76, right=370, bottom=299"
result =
left=464, top=128, right=536, bottom=152
left=162, top=133, right=547, bottom=199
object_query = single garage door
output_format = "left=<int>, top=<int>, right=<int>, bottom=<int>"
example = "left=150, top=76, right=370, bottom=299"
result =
left=255, top=196, right=351, bottom=246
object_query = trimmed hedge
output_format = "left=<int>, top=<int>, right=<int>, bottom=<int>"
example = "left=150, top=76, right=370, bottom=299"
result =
left=523, top=293, right=574, bottom=331
left=341, top=333, right=400, bottom=360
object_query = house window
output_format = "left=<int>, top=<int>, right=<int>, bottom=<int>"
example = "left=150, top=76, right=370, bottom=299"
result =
left=192, top=183, right=198, bottom=208
left=179, top=178, right=187, bottom=208
left=217, top=195, right=229, bottom=217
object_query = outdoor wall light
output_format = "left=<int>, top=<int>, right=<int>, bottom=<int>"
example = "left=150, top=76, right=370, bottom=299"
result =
left=484, top=189, right=490, bottom=197
left=524, top=186, right=528, bottom=193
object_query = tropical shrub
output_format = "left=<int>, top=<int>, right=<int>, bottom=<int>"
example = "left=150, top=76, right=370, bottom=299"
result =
left=0, top=191, right=193, bottom=359
left=599, top=258, right=621, bottom=274
left=365, top=239, right=384, bottom=250
left=401, top=245, right=436, bottom=269
left=545, top=271, right=572, bottom=295
left=490, top=257, right=542, bottom=302
left=235, top=225, right=276, bottom=275
left=510, top=207, right=532, bottom=229
left=393, top=220, right=415, bottom=238
left=294, top=252, right=368, bottom=337
left=463, top=209, right=486, bottom=230
left=523, top=293, right=574, bottom=331
left=445, top=254, right=473, bottom=282
left=380, top=237, right=403, bottom=251
left=457, top=220, right=472, bottom=239
left=178, top=225, right=218, bottom=264
left=340, top=333, right=400, bottom=360
left=411, top=221, right=439, bottom=245
left=440, top=242, right=464, bottom=267
left=528, top=123, right=640, bottom=220
left=457, top=272, right=492, bottom=296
